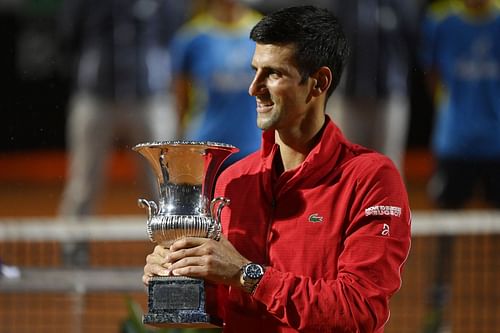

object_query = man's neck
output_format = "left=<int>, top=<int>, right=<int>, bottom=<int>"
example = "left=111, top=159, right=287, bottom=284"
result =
left=275, top=113, right=325, bottom=172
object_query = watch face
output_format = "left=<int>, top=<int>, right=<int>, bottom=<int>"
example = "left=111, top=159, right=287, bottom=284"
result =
left=245, top=264, right=264, bottom=280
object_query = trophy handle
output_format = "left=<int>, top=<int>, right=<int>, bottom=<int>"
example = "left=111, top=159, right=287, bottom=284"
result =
left=210, top=197, right=230, bottom=241
left=138, top=198, right=158, bottom=221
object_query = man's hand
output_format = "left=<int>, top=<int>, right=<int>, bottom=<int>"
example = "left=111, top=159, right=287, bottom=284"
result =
left=142, top=245, right=172, bottom=286
left=165, top=235, right=250, bottom=288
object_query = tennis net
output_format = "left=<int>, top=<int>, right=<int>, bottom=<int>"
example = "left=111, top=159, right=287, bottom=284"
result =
left=0, top=211, right=499, bottom=333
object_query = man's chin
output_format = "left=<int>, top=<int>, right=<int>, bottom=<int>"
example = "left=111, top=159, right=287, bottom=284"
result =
left=257, top=119, right=275, bottom=131
left=257, top=111, right=279, bottom=130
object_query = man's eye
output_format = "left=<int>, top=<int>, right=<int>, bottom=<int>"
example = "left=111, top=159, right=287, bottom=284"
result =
left=269, top=71, right=280, bottom=78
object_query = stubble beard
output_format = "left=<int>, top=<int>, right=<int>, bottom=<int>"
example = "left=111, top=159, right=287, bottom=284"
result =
left=257, top=109, right=281, bottom=131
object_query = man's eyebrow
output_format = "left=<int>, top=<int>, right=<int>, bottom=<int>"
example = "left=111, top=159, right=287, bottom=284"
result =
left=250, top=65, right=283, bottom=73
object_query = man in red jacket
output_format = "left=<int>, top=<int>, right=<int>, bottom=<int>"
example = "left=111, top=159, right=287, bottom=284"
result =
left=143, top=5, right=411, bottom=332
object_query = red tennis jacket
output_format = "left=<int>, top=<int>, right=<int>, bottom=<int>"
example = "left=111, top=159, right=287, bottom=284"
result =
left=212, top=115, right=411, bottom=332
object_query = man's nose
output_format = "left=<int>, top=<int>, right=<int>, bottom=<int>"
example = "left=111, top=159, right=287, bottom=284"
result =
left=248, top=74, right=263, bottom=96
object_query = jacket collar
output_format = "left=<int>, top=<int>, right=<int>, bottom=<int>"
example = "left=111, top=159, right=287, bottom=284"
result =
left=260, top=114, right=347, bottom=188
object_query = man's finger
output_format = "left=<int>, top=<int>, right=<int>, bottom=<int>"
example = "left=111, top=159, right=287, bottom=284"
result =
left=145, top=262, right=170, bottom=276
left=171, top=265, right=207, bottom=278
left=153, top=245, right=170, bottom=256
left=169, top=237, right=207, bottom=251
left=167, top=256, right=204, bottom=273
left=142, top=273, right=151, bottom=286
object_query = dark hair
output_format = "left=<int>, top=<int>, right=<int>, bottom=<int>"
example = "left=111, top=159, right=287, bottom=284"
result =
left=249, top=5, right=350, bottom=98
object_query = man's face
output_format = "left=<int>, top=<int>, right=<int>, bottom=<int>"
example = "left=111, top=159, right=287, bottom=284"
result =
left=248, top=43, right=314, bottom=131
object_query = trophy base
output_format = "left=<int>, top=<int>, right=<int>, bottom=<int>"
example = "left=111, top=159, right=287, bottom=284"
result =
left=143, top=313, right=219, bottom=328
left=143, top=276, right=221, bottom=328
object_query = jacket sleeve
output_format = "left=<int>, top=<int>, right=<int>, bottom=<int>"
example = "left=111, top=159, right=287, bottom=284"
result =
left=252, top=157, right=412, bottom=332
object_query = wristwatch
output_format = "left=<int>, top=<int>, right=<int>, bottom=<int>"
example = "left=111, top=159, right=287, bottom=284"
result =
left=240, top=263, right=265, bottom=294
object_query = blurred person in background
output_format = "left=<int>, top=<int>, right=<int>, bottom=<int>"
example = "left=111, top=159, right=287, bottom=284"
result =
left=420, top=1, right=500, bottom=331
left=57, top=0, right=188, bottom=265
left=420, top=0, right=500, bottom=209
left=328, top=0, right=421, bottom=174
left=239, top=0, right=332, bottom=14
left=170, top=0, right=262, bottom=168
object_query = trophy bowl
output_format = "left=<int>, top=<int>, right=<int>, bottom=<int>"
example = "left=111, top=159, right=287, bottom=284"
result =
left=133, top=140, right=239, bottom=327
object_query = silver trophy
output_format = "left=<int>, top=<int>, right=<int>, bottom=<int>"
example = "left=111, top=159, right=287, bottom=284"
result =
left=133, top=141, right=238, bottom=328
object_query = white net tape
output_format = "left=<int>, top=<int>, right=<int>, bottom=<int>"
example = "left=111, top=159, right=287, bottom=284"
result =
left=0, top=211, right=499, bottom=241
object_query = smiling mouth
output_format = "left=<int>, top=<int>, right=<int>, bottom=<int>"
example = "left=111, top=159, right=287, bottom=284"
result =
left=256, top=101, right=274, bottom=113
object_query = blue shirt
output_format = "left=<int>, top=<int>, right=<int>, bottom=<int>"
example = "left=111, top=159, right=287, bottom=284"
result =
left=170, top=11, right=262, bottom=164
left=421, top=5, right=500, bottom=158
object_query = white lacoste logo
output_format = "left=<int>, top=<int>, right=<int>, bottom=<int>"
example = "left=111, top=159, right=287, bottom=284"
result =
left=365, top=205, right=402, bottom=217
left=308, top=213, right=324, bottom=223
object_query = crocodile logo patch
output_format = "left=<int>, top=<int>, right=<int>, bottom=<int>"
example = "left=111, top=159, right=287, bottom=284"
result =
left=308, top=213, right=324, bottom=223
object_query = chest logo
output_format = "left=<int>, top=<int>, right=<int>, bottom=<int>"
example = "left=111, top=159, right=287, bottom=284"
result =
left=308, top=213, right=324, bottom=223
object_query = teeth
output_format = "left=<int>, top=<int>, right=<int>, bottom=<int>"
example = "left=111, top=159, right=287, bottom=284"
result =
left=257, top=99, right=271, bottom=105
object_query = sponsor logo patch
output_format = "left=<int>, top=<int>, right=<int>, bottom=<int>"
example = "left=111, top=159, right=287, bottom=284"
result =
left=365, top=205, right=402, bottom=217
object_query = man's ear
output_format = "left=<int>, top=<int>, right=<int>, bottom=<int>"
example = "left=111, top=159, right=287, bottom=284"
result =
left=310, top=66, right=332, bottom=97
